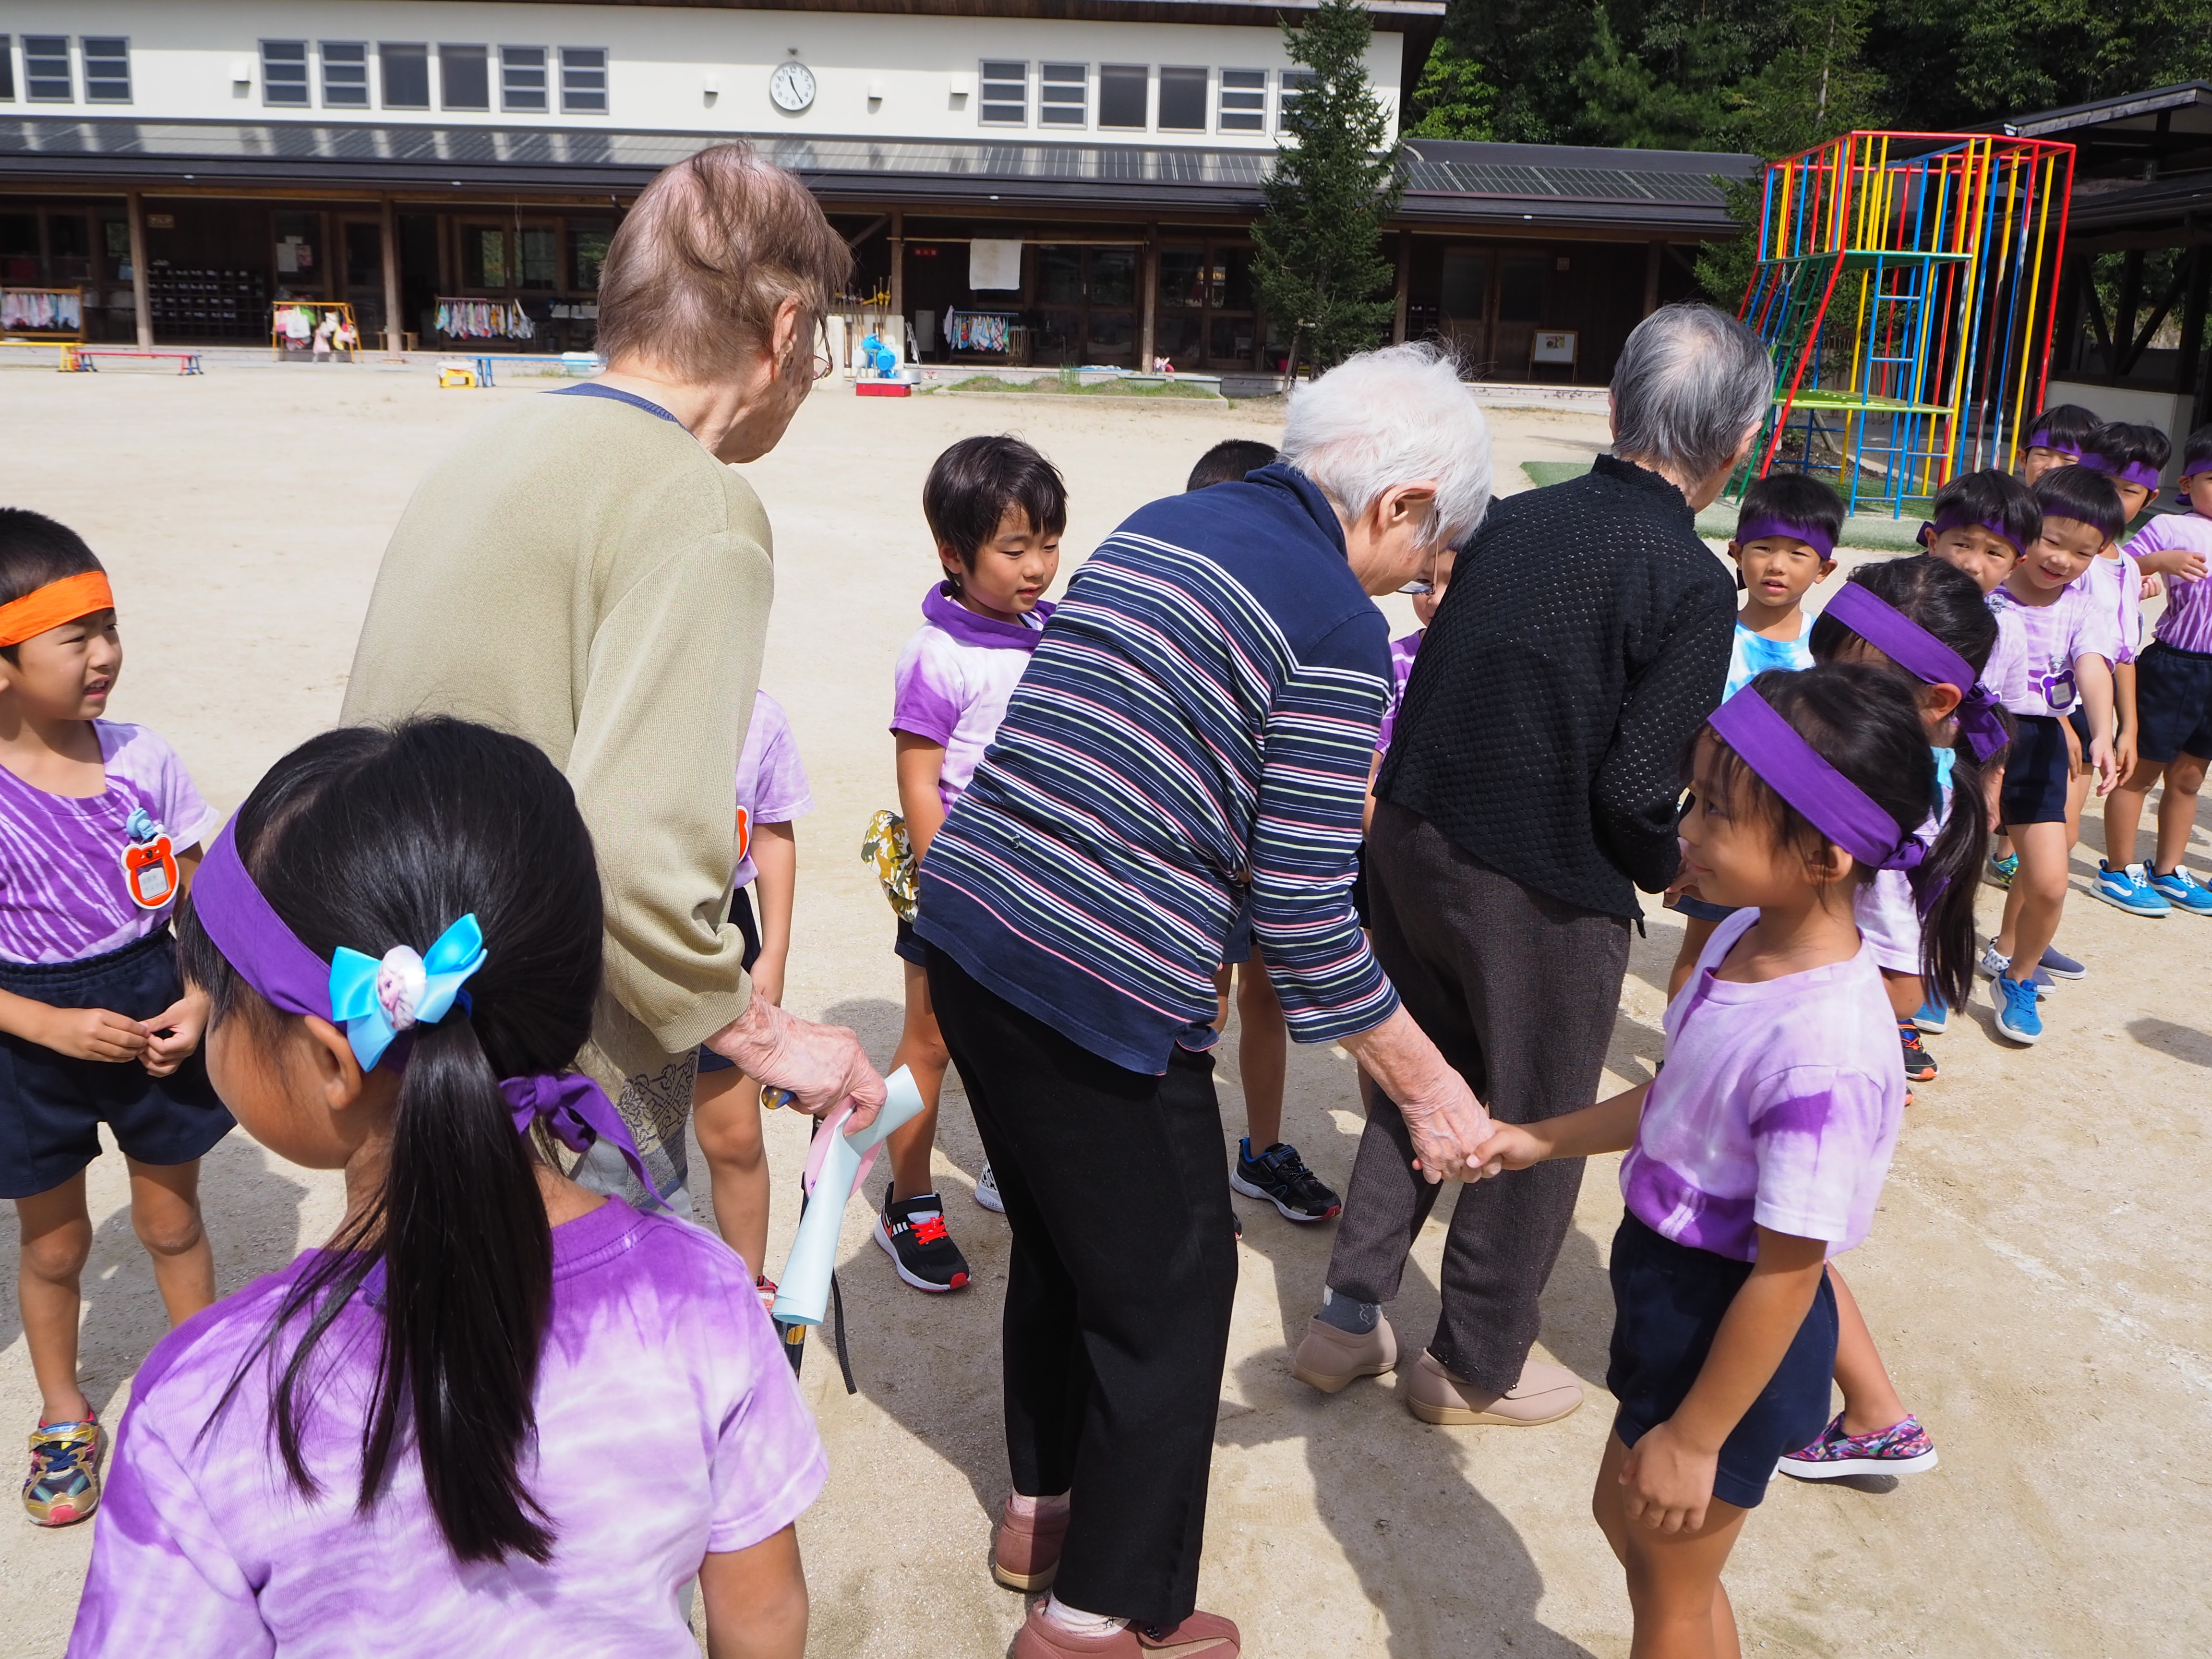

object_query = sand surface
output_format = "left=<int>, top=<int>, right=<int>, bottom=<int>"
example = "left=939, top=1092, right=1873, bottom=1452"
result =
left=1, top=359, right=2207, bottom=1657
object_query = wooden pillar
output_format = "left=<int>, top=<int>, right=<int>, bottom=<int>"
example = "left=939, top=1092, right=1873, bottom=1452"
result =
left=125, top=190, right=152, bottom=347
left=1140, top=222, right=1158, bottom=368
left=380, top=194, right=403, bottom=356
left=2178, top=243, right=2212, bottom=431
left=1392, top=230, right=1411, bottom=343
left=1642, top=241, right=1663, bottom=317
left=888, top=210, right=904, bottom=321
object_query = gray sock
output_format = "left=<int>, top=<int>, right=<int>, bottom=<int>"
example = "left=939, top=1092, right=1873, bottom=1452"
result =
left=1317, top=1286, right=1380, bottom=1335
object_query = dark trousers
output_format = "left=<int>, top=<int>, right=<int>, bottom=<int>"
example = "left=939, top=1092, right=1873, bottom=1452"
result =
left=1325, top=802, right=1630, bottom=1393
left=926, top=949, right=1237, bottom=1628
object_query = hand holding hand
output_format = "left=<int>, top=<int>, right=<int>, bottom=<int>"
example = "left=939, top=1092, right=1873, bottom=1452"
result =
left=42, top=1006, right=150, bottom=1064
left=139, top=989, right=209, bottom=1078
left=708, top=996, right=887, bottom=1130
left=748, top=951, right=786, bottom=1010
left=1471, top=1122, right=1544, bottom=1180
left=1339, top=1007, right=1490, bottom=1185
left=1619, top=1420, right=1719, bottom=1536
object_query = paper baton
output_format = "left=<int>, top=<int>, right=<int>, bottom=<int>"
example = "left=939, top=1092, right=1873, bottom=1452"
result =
left=769, top=1066, right=927, bottom=1328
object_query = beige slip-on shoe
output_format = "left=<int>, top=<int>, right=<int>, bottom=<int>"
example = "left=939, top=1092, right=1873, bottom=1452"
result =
left=1289, top=1313, right=1399, bottom=1394
left=1405, top=1349, right=1584, bottom=1426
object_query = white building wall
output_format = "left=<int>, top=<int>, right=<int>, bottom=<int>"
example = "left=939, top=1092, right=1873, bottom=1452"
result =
left=0, top=1, right=1402, bottom=147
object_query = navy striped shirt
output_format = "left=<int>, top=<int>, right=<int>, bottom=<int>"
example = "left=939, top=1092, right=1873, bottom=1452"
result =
left=916, top=463, right=1399, bottom=1074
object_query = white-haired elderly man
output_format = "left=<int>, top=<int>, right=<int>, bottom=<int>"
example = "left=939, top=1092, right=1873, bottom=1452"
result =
left=1294, top=301, right=1773, bottom=1433
left=914, top=342, right=1495, bottom=1659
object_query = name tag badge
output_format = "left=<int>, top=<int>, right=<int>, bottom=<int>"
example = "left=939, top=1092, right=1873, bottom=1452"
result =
left=121, top=806, right=179, bottom=911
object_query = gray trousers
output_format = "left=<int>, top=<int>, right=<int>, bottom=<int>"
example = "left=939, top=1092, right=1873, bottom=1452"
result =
left=1326, top=802, right=1630, bottom=1393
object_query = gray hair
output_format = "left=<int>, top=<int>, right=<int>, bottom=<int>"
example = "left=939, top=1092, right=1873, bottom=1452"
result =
left=1610, top=302, right=1773, bottom=482
left=1281, top=342, right=1492, bottom=550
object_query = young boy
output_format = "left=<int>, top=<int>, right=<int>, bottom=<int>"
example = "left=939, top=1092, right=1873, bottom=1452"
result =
left=1982, top=469, right=2124, bottom=1045
left=2021, top=403, right=2101, bottom=482
left=2080, top=425, right=2169, bottom=913
left=0, top=509, right=227, bottom=1526
left=1189, top=439, right=1342, bottom=1224
left=1664, top=472, right=1841, bottom=1000
left=2104, top=424, right=2212, bottom=915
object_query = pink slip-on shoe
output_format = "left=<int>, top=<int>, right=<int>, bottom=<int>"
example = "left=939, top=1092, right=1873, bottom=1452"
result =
left=1011, top=1605, right=1240, bottom=1659
left=1777, top=1412, right=1939, bottom=1479
left=993, top=1495, right=1071, bottom=1591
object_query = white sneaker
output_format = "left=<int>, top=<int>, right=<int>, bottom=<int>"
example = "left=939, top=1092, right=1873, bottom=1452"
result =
left=974, top=1161, right=1006, bottom=1214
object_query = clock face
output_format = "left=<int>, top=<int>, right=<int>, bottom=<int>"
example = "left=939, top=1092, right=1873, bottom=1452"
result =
left=770, top=60, right=816, bottom=112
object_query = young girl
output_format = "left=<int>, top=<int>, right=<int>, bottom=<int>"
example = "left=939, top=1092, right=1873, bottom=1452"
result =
left=1776, top=555, right=2008, bottom=1479
left=1664, top=473, right=1842, bottom=1000
left=879, top=435, right=1065, bottom=1292
left=71, top=719, right=823, bottom=1655
left=1984, top=468, right=2123, bottom=1045
left=693, top=688, right=812, bottom=1285
left=1474, top=662, right=1979, bottom=1656
left=2105, top=423, right=2212, bottom=914
left=0, top=509, right=226, bottom=1528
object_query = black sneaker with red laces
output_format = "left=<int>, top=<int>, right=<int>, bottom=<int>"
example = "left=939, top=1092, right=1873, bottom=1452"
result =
left=874, top=1185, right=972, bottom=1293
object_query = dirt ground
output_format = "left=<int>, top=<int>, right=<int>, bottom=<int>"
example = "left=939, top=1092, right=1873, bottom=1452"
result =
left=1, top=359, right=2207, bottom=1658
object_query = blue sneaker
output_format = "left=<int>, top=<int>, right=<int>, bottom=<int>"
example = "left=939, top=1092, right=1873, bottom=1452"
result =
left=2092, top=862, right=2171, bottom=916
left=1911, top=998, right=1949, bottom=1034
left=2150, top=866, right=2212, bottom=915
left=1985, top=852, right=2018, bottom=889
left=2038, top=944, right=2086, bottom=980
left=1976, top=940, right=2053, bottom=994
left=1993, top=974, right=2043, bottom=1045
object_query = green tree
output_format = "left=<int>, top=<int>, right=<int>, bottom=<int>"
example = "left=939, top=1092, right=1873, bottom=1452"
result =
left=1442, top=0, right=1593, bottom=143
left=1252, top=0, right=1404, bottom=376
left=1406, top=36, right=1497, bottom=139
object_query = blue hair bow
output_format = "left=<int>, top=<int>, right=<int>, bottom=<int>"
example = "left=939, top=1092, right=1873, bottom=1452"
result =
left=327, top=914, right=487, bottom=1071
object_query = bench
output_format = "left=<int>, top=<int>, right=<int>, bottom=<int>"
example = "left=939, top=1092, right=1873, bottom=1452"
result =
left=62, top=347, right=204, bottom=376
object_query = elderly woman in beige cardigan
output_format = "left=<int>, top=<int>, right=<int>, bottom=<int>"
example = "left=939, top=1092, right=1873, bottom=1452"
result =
left=343, top=144, right=883, bottom=1210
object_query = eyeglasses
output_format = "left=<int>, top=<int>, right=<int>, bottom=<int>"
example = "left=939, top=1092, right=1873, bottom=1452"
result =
left=1397, top=580, right=1432, bottom=596
left=811, top=353, right=834, bottom=381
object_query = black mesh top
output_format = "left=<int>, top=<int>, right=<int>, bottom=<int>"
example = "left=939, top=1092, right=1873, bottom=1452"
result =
left=1376, top=454, right=1736, bottom=920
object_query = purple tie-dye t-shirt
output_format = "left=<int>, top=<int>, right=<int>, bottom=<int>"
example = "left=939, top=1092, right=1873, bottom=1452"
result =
left=1984, top=580, right=2122, bottom=719
left=1375, top=629, right=1424, bottom=755
left=1620, top=908, right=1904, bottom=1263
left=0, top=720, right=215, bottom=965
left=70, top=1199, right=827, bottom=1659
left=2124, top=510, right=2212, bottom=655
left=732, top=689, right=812, bottom=890
left=890, top=583, right=1051, bottom=811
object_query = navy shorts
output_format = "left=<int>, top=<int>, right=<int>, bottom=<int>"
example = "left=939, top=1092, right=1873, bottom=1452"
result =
left=0, top=926, right=231, bottom=1199
left=893, top=915, right=928, bottom=967
left=1999, top=713, right=2072, bottom=825
left=1606, top=1211, right=1839, bottom=1511
left=696, top=889, right=763, bottom=1075
left=2135, top=641, right=2212, bottom=763
left=1221, top=905, right=1254, bottom=967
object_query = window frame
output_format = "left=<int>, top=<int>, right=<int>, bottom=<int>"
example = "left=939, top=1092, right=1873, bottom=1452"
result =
left=1156, top=65, right=1208, bottom=133
left=978, top=59, right=1028, bottom=126
left=320, top=40, right=369, bottom=108
left=81, top=36, right=130, bottom=104
left=1039, top=61, right=1086, bottom=128
left=379, top=42, right=431, bottom=110
left=1097, top=63, right=1148, bottom=130
left=0, top=37, right=13, bottom=103
left=1277, top=69, right=1317, bottom=131
left=260, top=40, right=310, bottom=108
left=499, top=44, right=549, bottom=114
left=439, top=43, right=490, bottom=111
left=1218, top=67, right=1266, bottom=133
left=559, top=46, right=608, bottom=114
left=23, top=35, right=71, bottom=103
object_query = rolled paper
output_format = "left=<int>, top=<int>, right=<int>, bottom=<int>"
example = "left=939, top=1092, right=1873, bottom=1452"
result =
left=770, top=1067, right=928, bottom=1328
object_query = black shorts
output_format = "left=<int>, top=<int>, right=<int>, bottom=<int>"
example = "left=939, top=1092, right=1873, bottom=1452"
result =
left=696, top=889, right=763, bottom=1075
left=1606, top=1211, right=1839, bottom=1511
left=0, top=926, right=231, bottom=1199
left=2135, top=641, right=2212, bottom=764
left=1665, top=892, right=1741, bottom=924
left=1999, top=713, right=2072, bottom=826
left=1221, top=905, right=1254, bottom=966
left=893, top=914, right=928, bottom=967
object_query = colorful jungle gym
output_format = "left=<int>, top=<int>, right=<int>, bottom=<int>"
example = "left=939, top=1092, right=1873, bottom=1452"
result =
left=1737, top=131, right=2077, bottom=517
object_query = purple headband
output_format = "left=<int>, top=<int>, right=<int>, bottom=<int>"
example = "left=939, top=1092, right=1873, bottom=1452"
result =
left=1707, top=685, right=1925, bottom=876
left=2080, top=453, right=2162, bottom=492
left=1928, top=505, right=2026, bottom=557
left=190, top=817, right=664, bottom=1200
left=2027, top=429, right=2082, bottom=457
left=1735, top=514, right=1836, bottom=560
left=1823, top=582, right=2009, bottom=764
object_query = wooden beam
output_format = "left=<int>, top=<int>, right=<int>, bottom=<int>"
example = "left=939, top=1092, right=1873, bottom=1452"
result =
left=125, top=190, right=152, bottom=347
left=889, top=209, right=903, bottom=318
left=1391, top=230, right=1410, bottom=343
left=1140, top=221, right=1158, bottom=368
left=380, top=194, right=403, bottom=355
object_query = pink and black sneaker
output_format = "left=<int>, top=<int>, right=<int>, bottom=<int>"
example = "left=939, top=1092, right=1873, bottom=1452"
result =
left=1778, top=1411, right=1938, bottom=1479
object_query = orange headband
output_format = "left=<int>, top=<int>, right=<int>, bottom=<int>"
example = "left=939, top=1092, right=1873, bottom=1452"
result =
left=0, top=572, right=114, bottom=648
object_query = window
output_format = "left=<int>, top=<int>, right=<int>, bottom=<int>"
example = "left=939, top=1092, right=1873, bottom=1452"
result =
left=381, top=43, right=430, bottom=108
left=321, top=41, right=368, bottom=107
left=1277, top=69, right=1316, bottom=130
left=1158, top=66, right=1206, bottom=132
left=463, top=226, right=508, bottom=289
left=501, top=46, right=547, bottom=112
left=1098, top=64, right=1147, bottom=129
left=560, top=47, right=607, bottom=113
left=440, top=44, right=489, bottom=110
left=1039, top=63, right=1085, bottom=127
left=24, top=36, right=71, bottom=101
left=572, top=221, right=614, bottom=289
left=261, top=40, right=309, bottom=106
left=1219, top=68, right=1265, bottom=132
left=82, top=37, right=130, bottom=103
left=0, top=37, right=14, bottom=101
left=979, top=60, right=1026, bottom=124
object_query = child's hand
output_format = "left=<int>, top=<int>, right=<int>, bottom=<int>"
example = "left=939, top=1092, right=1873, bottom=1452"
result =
left=2060, top=715, right=2083, bottom=775
left=140, top=989, right=209, bottom=1078
left=2114, top=731, right=2140, bottom=790
left=1471, top=1122, right=1544, bottom=1179
left=1619, top=1419, right=1720, bottom=1535
left=2091, top=735, right=2118, bottom=796
left=41, top=1007, right=150, bottom=1063
left=2142, top=570, right=2166, bottom=601
left=748, top=951, right=786, bottom=1010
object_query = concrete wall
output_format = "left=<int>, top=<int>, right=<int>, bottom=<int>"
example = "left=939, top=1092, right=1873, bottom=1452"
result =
left=0, top=1, right=1401, bottom=146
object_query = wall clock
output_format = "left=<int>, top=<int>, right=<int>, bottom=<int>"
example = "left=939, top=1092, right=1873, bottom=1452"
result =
left=770, top=60, right=816, bottom=112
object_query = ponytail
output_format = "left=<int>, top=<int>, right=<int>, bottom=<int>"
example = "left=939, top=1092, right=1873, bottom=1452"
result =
left=1909, top=761, right=1987, bottom=1014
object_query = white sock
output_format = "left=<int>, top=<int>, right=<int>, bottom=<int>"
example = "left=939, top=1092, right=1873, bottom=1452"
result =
left=1007, top=1490, right=1070, bottom=1521
left=1043, top=1595, right=1129, bottom=1637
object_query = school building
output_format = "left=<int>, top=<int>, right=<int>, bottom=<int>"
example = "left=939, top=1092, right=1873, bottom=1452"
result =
left=0, top=1, right=1750, bottom=383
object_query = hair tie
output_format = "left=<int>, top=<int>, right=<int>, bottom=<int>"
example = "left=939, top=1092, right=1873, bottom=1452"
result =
left=327, top=918, right=486, bottom=1072
left=502, top=1072, right=670, bottom=1203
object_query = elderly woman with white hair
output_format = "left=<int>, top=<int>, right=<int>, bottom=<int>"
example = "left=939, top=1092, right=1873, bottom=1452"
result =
left=1294, top=301, right=1772, bottom=1434
left=915, top=342, right=1494, bottom=1659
